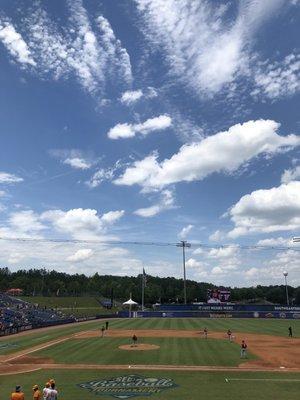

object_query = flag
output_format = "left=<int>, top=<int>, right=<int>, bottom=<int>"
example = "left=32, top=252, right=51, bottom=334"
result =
left=143, top=268, right=147, bottom=287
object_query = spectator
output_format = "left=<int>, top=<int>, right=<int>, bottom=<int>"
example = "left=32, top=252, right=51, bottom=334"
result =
left=11, top=386, right=24, bottom=400
left=32, top=385, right=41, bottom=400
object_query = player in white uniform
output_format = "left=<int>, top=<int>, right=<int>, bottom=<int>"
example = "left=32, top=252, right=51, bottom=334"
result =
left=48, top=380, right=58, bottom=400
left=43, top=383, right=51, bottom=400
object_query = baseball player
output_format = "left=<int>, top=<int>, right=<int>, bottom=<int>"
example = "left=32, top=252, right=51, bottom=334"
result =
left=288, top=326, right=293, bottom=337
left=48, top=381, right=58, bottom=400
left=203, top=327, right=208, bottom=339
left=105, top=321, right=109, bottom=330
left=101, top=326, right=105, bottom=337
left=32, top=385, right=41, bottom=400
left=132, top=334, right=138, bottom=347
left=43, top=383, right=51, bottom=400
left=227, top=329, right=233, bottom=342
left=240, top=340, right=247, bottom=358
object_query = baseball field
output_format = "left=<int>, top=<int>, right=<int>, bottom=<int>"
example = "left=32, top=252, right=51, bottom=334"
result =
left=1, top=318, right=300, bottom=399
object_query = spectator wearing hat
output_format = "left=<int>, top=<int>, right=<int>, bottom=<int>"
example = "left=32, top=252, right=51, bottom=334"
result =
left=11, top=386, right=24, bottom=400
left=32, top=385, right=41, bottom=400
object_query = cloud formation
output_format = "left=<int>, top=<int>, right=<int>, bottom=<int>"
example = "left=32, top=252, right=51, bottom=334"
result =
left=253, top=53, right=300, bottom=100
left=0, top=23, right=35, bottom=65
left=67, top=248, right=94, bottom=262
left=63, top=157, right=92, bottom=170
left=115, top=120, right=300, bottom=190
left=178, top=224, right=194, bottom=239
left=41, top=207, right=124, bottom=240
left=281, top=165, right=300, bottom=184
left=136, top=0, right=285, bottom=97
left=134, top=189, right=175, bottom=217
left=0, top=172, right=23, bottom=184
left=228, top=181, right=300, bottom=237
left=1, top=0, right=132, bottom=97
left=121, top=90, right=143, bottom=105
left=107, top=115, right=172, bottom=139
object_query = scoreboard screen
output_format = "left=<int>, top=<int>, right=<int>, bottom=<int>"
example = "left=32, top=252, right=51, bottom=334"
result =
left=207, top=288, right=231, bottom=303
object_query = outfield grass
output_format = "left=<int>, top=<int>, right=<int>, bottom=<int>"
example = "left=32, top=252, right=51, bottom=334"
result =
left=36, top=336, right=254, bottom=366
left=107, top=317, right=300, bottom=337
left=0, top=318, right=298, bottom=357
left=1, top=369, right=300, bottom=400
left=0, top=320, right=103, bottom=355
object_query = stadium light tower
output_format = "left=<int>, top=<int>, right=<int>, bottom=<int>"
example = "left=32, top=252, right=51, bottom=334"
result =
left=176, top=240, right=191, bottom=304
left=283, top=271, right=289, bottom=306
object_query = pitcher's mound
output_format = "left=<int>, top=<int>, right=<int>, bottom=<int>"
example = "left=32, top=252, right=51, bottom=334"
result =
left=119, top=344, right=160, bottom=351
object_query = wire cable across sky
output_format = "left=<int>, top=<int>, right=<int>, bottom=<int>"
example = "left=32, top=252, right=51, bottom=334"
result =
left=0, top=236, right=299, bottom=252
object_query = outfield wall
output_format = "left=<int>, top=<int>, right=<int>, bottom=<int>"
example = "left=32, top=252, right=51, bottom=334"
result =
left=118, top=304, right=300, bottom=319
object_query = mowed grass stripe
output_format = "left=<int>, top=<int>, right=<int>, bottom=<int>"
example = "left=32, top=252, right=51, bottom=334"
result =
left=35, top=337, right=252, bottom=366
left=108, top=318, right=299, bottom=337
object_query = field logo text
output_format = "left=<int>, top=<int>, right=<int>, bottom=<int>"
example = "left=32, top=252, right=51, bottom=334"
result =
left=78, top=374, right=178, bottom=398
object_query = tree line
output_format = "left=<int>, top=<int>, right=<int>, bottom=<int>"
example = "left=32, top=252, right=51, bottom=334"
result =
left=0, top=267, right=299, bottom=305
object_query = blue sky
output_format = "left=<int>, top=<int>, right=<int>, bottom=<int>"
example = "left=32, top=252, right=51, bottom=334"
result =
left=0, top=0, right=299, bottom=287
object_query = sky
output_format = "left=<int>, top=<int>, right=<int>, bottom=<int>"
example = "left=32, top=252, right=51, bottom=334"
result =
left=0, top=0, right=299, bottom=288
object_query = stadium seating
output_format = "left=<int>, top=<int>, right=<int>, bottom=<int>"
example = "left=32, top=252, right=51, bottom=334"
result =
left=0, top=293, right=75, bottom=335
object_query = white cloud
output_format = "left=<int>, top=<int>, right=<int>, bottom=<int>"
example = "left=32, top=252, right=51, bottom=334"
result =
left=178, top=224, right=194, bottom=239
left=253, top=53, right=300, bottom=100
left=211, top=266, right=224, bottom=275
left=107, top=115, right=172, bottom=139
left=186, top=258, right=205, bottom=269
left=41, top=207, right=124, bottom=240
left=0, top=210, right=46, bottom=239
left=67, top=248, right=94, bottom=262
left=121, top=90, right=143, bottom=105
left=50, top=149, right=95, bottom=170
left=115, top=120, right=300, bottom=190
left=0, top=23, right=35, bottom=65
left=0, top=172, right=23, bottom=184
left=207, top=245, right=240, bottom=259
left=136, top=0, right=284, bottom=97
left=4, top=1, right=132, bottom=97
left=228, top=181, right=300, bottom=237
left=101, top=210, right=125, bottom=224
left=281, top=165, right=300, bottom=184
left=245, top=267, right=259, bottom=278
left=134, top=189, right=175, bottom=217
left=0, top=190, right=7, bottom=197
left=209, top=230, right=225, bottom=242
left=86, top=168, right=115, bottom=188
left=63, top=157, right=92, bottom=170
left=257, top=237, right=294, bottom=247
left=8, top=253, right=25, bottom=265
left=120, top=87, right=158, bottom=105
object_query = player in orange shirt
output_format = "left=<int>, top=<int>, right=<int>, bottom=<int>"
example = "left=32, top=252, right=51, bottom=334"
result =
left=11, top=386, right=25, bottom=400
left=32, top=385, right=41, bottom=400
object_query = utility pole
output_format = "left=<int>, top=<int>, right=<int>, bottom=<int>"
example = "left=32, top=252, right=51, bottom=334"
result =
left=176, top=240, right=191, bottom=304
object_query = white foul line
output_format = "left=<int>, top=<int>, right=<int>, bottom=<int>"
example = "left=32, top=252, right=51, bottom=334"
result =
left=225, top=378, right=300, bottom=383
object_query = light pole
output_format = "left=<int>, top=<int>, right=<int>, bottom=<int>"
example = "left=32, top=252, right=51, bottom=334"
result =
left=176, top=240, right=191, bottom=304
left=283, top=271, right=289, bottom=306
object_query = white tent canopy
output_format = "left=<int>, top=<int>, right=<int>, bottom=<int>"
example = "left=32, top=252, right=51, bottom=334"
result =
left=123, top=298, right=138, bottom=305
